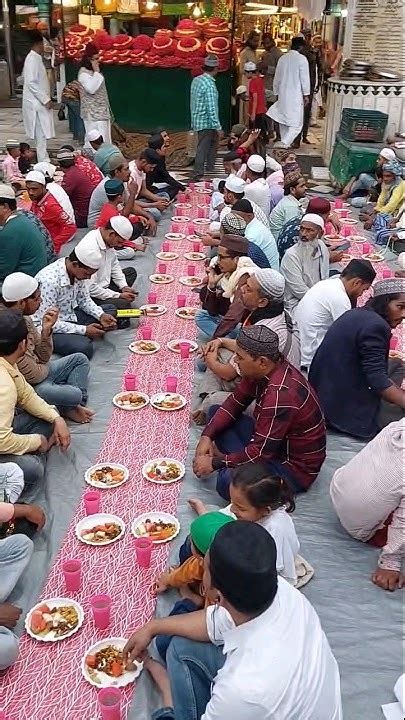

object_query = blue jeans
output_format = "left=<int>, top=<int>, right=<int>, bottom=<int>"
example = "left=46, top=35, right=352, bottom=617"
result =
left=195, top=310, right=240, bottom=341
left=156, top=599, right=199, bottom=662
left=34, top=353, right=90, bottom=410
left=142, top=193, right=170, bottom=222
left=0, top=534, right=33, bottom=670
left=52, top=305, right=116, bottom=360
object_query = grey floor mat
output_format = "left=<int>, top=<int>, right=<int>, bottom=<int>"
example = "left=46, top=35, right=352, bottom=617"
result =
left=8, top=216, right=402, bottom=720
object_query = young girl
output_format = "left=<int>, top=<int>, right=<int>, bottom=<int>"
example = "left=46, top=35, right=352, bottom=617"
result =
left=190, top=462, right=313, bottom=588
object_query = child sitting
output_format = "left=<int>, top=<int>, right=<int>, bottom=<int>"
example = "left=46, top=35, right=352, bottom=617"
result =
left=190, top=462, right=313, bottom=588
left=18, top=143, right=34, bottom=175
left=209, top=179, right=225, bottom=222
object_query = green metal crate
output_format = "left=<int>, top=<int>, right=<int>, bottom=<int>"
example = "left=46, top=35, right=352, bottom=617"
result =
left=329, top=134, right=382, bottom=187
left=339, top=108, right=388, bottom=143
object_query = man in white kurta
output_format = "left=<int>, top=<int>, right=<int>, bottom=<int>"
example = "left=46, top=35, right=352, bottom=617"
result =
left=267, top=36, right=310, bottom=148
left=22, top=31, right=55, bottom=162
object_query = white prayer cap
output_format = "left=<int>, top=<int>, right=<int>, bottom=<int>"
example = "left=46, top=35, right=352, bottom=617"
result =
left=236, top=85, right=247, bottom=95
left=244, top=61, right=256, bottom=72
left=1, top=272, right=39, bottom=302
left=33, top=162, right=55, bottom=178
left=225, top=175, right=246, bottom=194
left=247, top=154, right=265, bottom=173
left=88, top=129, right=103, bottom=142
left=301, top=213, right=325, bottom=230
left=75, top=240, right=103, bottom=270
left=0, top=183, right=16, bottom=200
left=380, top=147, right=396, bottom=161
left=212, top=178, right=222, bottom=192
left=397, top=252, right=405, bottom=270
left=26, top=170, right=46, bottom=185
left=109, top=215, right=133, bottom=241
left=5, top=139, right=19, bottom=149
left=255, top=268, right=285, bottom=299
left=266, top=155, right=282, bottom=173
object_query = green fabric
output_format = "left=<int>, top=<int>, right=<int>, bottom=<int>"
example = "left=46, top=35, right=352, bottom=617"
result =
left=0, top=214, right=47, bottom=282
left=190, top=511, right=234, bottom=554
left=94, top=143, right=121, bottom=176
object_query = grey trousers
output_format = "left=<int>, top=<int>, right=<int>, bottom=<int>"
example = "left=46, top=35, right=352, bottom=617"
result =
left=378, top=358, right=405, bottom=428
left=0, top=534, right=33, bottom=670
left=193, top=130, right=219, bottom=178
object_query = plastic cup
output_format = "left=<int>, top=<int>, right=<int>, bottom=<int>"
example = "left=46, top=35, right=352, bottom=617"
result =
left=158, top=262, right=167, bottom=275
left=162, top=241, right=170, bottom=252
left=362, top=242, right=371, bottom=254
left=189, top=182, right=195, bottom=191
left=141, top=325, right=152, bottom=340
left=84, top=490, right=101, bottom=515
left=382, top=269, right=392, bottom=278
left=134, top=537, right=153, bottom=568
left=334, top=198, right=343, bottom=209
left=177, top=294, right=186, bottom=308
left=390, top=336, right=398, bottom=350
left=166, top=375, right=178, bottom=392
left=171, top=222, right=180, bottom=233
left=187, top=264, right=195, bottom=276
left=98, top=687, right=122, bottom=720
left=341, top=226, right=350, bottom=238
left=187, top=222, right=195, bottom=235
left=180, top=342, right=190, bottom=359
left=124, top=374, right=137, bottom=391
left=62, top=559, right=82, bottom=592
left=90, top=593, right=112, bottom=630
left=177, top=191, right=187, bottom=203
left=192, top=242, right=201, bottom=253
left=147, top=291, right=157, bottom=304
left=197, top=205, right=207, bottom=218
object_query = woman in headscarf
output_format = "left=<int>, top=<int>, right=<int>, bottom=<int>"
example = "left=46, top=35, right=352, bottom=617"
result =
left=77, top=42, right=112, bottom=146
left=364, top=160, right=405, bottom=235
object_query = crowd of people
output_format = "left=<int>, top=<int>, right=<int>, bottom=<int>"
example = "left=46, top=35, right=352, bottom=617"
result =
left=0, top=28, right=404, bottom=720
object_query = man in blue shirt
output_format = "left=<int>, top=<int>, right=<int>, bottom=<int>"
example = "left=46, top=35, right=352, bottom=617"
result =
left=190, top=54, right=222, bottom=181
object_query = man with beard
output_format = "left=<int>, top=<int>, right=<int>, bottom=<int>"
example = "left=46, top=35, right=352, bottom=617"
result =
left=280, top=214, right=329, bottom=316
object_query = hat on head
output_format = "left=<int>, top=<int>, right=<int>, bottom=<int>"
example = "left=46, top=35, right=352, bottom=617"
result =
left=237, top=324, right=280, bottom=357
left=0, top=184, right=16, bottom=200
left=382, top=160, right=403, bottom=178
left=109, top=154, right=126, bottom=173
left=204, top=54, right=219, bottom=68
left=373, top=277, right=405, bottom=297
left=247, top=154, right=265, bottom=173
left=56, top=148, right=75, bottom=162
left=266, top=155, right=282, bottom=173
left=231, top=124, right=247, bottom=137
left=33, top=162, right=55, bottom=178
left=236, top=85, right=247, bottom=95
left=301, top=213, right=325, bottom=231
left=244, top=61, right=256, bottom=72
left=109, top=215, right=133, bottom=241
left=74, top=240, right=103, bottom=270
left=88, top=129, right=103, bottom=142
left=105, top=178, right=124, bottom=197
left=220, top=234, right=249, bottom=255
left=1, top=272, right=39, bottom=302
left=25, top=170, right=46, bottom=185
left=221, top=212, right=246, bottom=236
left=283, top=162, right=302, bottom=186
left=274, top=148, right=295, bottom=164
left=307, top=197, right=331, bottom=215
left=225, top=175, right=246, bottom=194
left=255, top=268, right=285, bottom=300
left=5, top=139, right=19, bottom=150
left=398, top=252, right=405, bottom=270
left=190, top=511, right=235, bottom=555
left=380, top=148, right=396, bottom=162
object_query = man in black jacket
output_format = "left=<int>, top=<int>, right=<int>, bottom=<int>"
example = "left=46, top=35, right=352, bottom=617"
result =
left=146, top=135, right=185, bottom=200
left=294, top=28, right=322, bottom=146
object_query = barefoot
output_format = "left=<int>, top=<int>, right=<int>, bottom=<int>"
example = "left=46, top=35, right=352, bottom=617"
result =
left=188, top=498, right=208, bottom=516
left=179, top=584, right=204, bottom=607
left=143, top=656, right=173, bottom=708
left=64, top=406, right=94, bottom=424
left=192, top=409, right=207, bottom=425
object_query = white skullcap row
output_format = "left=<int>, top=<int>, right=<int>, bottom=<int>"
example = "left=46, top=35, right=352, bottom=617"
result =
left=26, top=170, right=46, bottom=185
left=301, top=213, right=325, bottom=231
left=380, top=148, right=396, bottom=161
left=33, top=162, right=55, bottom=178
left=225, top=175, right=246, bottom=193
left=75, top=217, right=134, bottom=270
left=88, top=129, right=103, bottom=142
left=247, top=154, right=265, bottom=173
left=1, top=272, right=39, bottom=302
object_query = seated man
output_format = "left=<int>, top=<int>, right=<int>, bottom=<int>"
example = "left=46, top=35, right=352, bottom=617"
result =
left=60, top=144, right=103, bottom=189
left=95, top=179, right=145, bottom=251
left=295, top=259, right=376, bottom=369
left=193, top=325, right=326, bottom=498
left=129, top=148, right=170, bottom=221
left=277, top=196, right=341, bottom=260
left=0, top=310, right=71, bottom=485
left=18, top=142, right=34, bottom=175
left=88, top=130, right=120, bottom=175
left=223, top=150, right=245, bottom=177
left=220, top=212, right=269, bottom=268
left=0, top=184, right=47, bottom=281
left=233, top=198, right=279, bottom=269
left=56, top=148, right=94, bottom=228
left=33, top=161, right=75, bottom=225
left=244, top=154, right=271, bottom=217
left=342, top=147, right=396, bottom=207
left=204, top=175, right=271, bottom=242
left=1, top=272, right=93, bottom=424
left=2, top=140, right=24, bottom=184
left=123, top=522, right=342, bottom=720
left=269, top=164, right=306, bottom=243
left=330, top=419, right=404, bottom=592
left=33, top=248, right=116, bottom=359
left=147, top=134, right=185, bottom=200
left=26, top=170, right=77, bottom=254
left=280, top=213, right=330, bottom=316
left=365, top=161, right=405, bottom=234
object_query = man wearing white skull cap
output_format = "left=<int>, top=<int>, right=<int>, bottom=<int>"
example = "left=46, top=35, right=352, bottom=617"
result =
left=244, top=155, right=271, bottom=218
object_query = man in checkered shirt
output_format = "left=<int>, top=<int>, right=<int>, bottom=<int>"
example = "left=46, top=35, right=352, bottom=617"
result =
left=190, top=54, right=222, bottom=181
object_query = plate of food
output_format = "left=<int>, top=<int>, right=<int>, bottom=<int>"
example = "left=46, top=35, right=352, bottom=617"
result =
left=340, top=253, right=351, bottom=262
left=142, top=458, right=185, bottom=485
left=85, top=463, right=129, bottom=489
left=194, top=188, right=212, bottom=195
left=149, top=274, right=174, bottom=285
left=76, top=513, right=125, bottom=546
left=343, top=218, right=357, bottom=225
left=150, top=392, right=187, bottom=411
left=156, top=251, right=179, bottom=261
left=26, top=598, right=84, bottom=642
left=129, top=340, right=160, bottom=355
left=389, top=349, right=404, bottom=361
left=165, top=232, right=186, bottom=242
left=187, top=235, right=201, bottom=243
left=361, top=252, right=384, bottom=262
left=174, top=203, right=191, bottom=211
left=171, top=215, right=191, bottom=223
left=113, top=392, right=149, bottom=410
left=184, top=252, right=206, bottom=261
left=139, top=304, right=167, bottom=317
left=179, top=276, right=203, bottom=287
left=131, top=512, right=180, bottom=544
left=324, top=234, right=343, bottom=242
left=167, top=339, right=198, bottom=354
left=175, top=306, right=198, bottom=320
left=82, top=637, right=142, bottom=687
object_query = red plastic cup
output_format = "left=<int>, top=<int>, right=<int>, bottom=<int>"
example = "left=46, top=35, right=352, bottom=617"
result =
left=134, top=537, right=153, bottom=568
left=163, top=242, right=171, bottom=253
left=390, top=336, right=398, bottom=350
left=177, top=294, right=186, bottom=307
left=197, top=205, right=207, bottom=218
left=187, top=222, right=195, bottom=235
left=62, top=559, right=82, bottom=592
left=362, top=242, right=371, bottom=254
left=180, top=342, right=190, bottom=359
left=171, top=222, right=180, bottom=233
left=158, top=262, right=167, bottom=274
left=177, top=191, right=187, bottom=203
left=141, top=325, right=152, bottom=340
left=189, top=182, right=195, bottom=191
left=165, top=375, right=178, bottom=392
left=98, top=687, right=122, bottom=720
left=147, top=291, right=157, bottom=304
left=339, top=209, right=348, bottom=218
left=90, top=593, right=112, bottom=630
left=192, top=242, right=201, bottom=253
left=124, top=374, right=137, bottom=391
left=341, top=226, right=350, bottom=238
left=84, top=490, right=101, bottom=515
left=382, top=269, right=392, bottom=278
left=334, top=198, right=343, bottom=209
left=187, top=265, right=195, bottom=276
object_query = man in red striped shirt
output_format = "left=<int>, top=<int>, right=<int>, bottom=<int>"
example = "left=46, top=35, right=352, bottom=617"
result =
left=193, top=325, right=326, bottom=498
left=26, top=170, right=76, bottom=254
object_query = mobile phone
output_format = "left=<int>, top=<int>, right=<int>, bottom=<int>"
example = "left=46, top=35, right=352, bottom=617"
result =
left=333, top=241, right=350, bottom=252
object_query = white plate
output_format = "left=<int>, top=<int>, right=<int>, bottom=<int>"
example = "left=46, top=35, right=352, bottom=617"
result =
left=324, top=234, right=342, bottom=242
left=342, top=218, right=357, bottom=225
left=139, top=304, right=167, bottom=317
left=171, top=215, right=191, bottom=223
left=25, top=598, right=84, bottom=643
left=113, top=392, right=149, bottom=410
left=194, top=188, right=212, bottom=195
left=193, top=219, right=210, bottom=226
left=175, top=307, right=198, bottom=320
left=150, top=392, right=187, bottom=411
left=186, top=235, right=201, bottom=242
left=174, top=203, right=191, bottom=210
left=142, top=458, right=185, bottom=485
left=167, top=339, right=198, bottom=353
left=82, top=637, right=142, bottom=688
left=164, top=232, right=186, bottom=241
left=156, top=251, right=179, bottom=261
left=179, top=276, right=203, bottom=287
left=76, top=513, right=125, bottom=546
left=184, top=252, right=206, bottom=261
left=131, top=511, right=180, bottom=544
left=149, top=274, right=174, bottom=284
left=129, top=340, right=160, bottom=355
left=361, top=252, right=384, bottom=262
left=350, top=235, right=367, bottom=242
left=85, top=463, right=129, bottom=489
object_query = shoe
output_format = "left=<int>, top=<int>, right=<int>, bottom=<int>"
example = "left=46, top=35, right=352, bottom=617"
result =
left=302, top=138, right=312, bottom=144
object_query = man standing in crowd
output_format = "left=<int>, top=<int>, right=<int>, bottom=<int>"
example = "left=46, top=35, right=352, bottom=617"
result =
left=261, top=34, right=282, bottom=102
left=22, top=31, right=55, bottom=162
left=190, top=55, right=222, bottom=181
left=297, top=27, right=322, bottom=146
